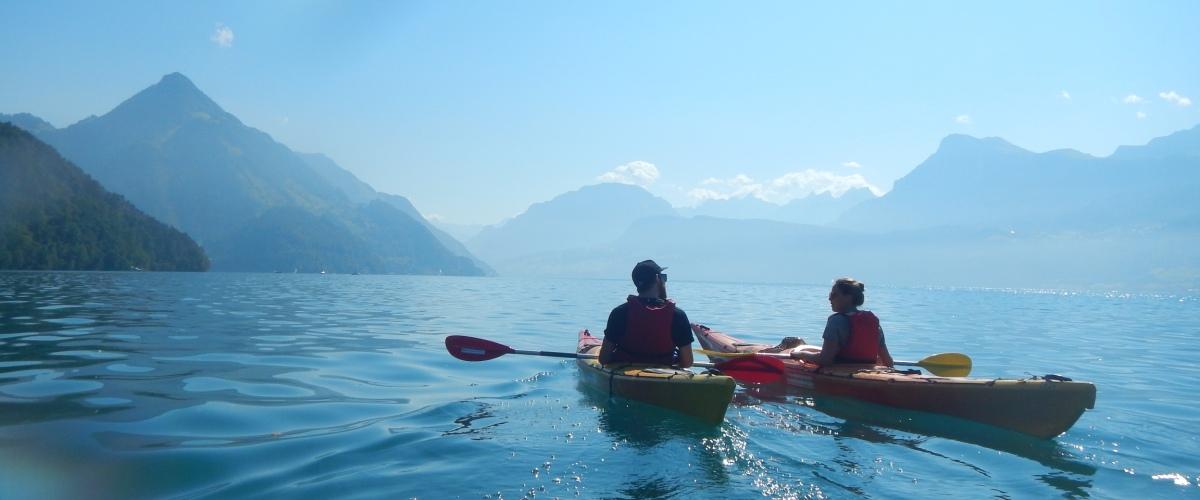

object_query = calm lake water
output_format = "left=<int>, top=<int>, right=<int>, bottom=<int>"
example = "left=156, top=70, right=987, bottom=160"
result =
left=0, top=272, right=1196, bottom=499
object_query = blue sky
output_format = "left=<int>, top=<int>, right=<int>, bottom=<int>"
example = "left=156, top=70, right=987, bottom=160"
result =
left=2, top=1, right=1197, bottom=224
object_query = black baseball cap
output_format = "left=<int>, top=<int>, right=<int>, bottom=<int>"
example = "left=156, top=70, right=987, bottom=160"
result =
left=631, top=259, right=667, bottom=286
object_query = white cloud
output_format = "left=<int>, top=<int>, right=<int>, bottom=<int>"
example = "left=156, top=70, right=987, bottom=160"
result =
left=1123, top=94, right=1145, bottom=104
left=955, top=114, right=971, bottom=124
left=690, top=174, right=760, bottom=200
left=1159, top=90, right=1193, bottom=107
left=729, top=174, right=756, bottom=188
left=687, top=169, right=882, bottom=204
left=211, top=23, right=234, bottom=48
left=686, top=188, right=727, bottom=202
left=769, top=170, right=883, bottom=200
left=1136, top=111, right=1147, bottom=120
left=1059, top=90, right=1071, bottom=100
left=841, top=161, right=862, bottom=169
left=597, top=160, right=660, bottom=187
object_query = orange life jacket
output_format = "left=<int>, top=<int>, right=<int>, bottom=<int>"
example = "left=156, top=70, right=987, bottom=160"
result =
left=835, top=310, right=881, bottom=364
left=610, top=296, right=676, bottom=364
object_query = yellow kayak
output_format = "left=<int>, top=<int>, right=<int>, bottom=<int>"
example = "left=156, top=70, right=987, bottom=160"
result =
left=576, top=330, right=735, bottom=424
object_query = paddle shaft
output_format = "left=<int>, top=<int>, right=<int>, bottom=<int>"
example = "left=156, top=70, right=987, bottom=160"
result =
left=694, top=348, right=970, bottom=377
left=446, top=334, right=787, bottom=383
left=700, top=348, right=949, bottom=366
left=512, top=348, right=722, bottom=369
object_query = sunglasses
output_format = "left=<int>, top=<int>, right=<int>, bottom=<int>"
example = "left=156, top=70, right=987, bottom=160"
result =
left=659, top=273, right=668, bottom=282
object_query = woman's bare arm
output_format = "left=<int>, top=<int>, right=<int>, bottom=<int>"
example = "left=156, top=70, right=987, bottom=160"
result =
left=793, top=336, right=840, bottom=366
left=877, top=341, right=894, bottom=367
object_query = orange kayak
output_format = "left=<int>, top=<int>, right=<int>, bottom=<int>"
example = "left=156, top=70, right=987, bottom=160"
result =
left=693, top=323, right=1096, bottom=438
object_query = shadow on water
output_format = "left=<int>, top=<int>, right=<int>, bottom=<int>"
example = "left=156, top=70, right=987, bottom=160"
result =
left=611, top=476, right=682, bottom=500
left=743, top=383, right=1099, bottom=478
left=439, top=396, right=515, bottom=441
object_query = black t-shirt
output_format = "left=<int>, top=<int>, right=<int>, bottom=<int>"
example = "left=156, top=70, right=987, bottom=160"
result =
left=603, top=298, right=694, bottom=347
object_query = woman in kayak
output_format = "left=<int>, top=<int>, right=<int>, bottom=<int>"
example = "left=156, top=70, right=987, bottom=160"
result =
left=792, top=278, right=894, bottom=367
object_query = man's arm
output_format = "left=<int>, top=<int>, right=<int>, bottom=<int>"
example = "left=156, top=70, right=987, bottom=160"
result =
left=599, top=305, right=626, bottom=365
left=599, top=338, right=616, bottom=365
left=676, top=343, right=694, bottom=368
left=671, top=309, right=695, bottom=368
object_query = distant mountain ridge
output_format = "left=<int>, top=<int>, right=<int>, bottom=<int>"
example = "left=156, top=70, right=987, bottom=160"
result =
left=1, top=73, right=485, bottom=275
left=1111, top=125, right=1200, bottom=160
left=1, top=113, right=56, bottom=134
left=467, top=182, right=677, bottom=264
left=461, top=125, right=1200, bottom=289
left=298, top=153, right=495, bottom=274
left=0, top=122, right=209, bottom=271
left=837, top=126, right=1200, bottom=232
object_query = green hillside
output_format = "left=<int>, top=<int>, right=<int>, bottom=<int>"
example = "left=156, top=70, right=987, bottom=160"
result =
left=0, top=122, right=209, bottom=271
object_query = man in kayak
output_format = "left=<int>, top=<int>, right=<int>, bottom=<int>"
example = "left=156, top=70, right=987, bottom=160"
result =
left=792, top=278, right=894, bottom=368
left=598, top=260, right=695, bottom=368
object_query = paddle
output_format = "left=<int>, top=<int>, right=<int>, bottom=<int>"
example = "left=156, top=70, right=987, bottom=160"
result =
left=446, top=335, right=786, bottom=384
left=696, top=349, right=972, bottom=377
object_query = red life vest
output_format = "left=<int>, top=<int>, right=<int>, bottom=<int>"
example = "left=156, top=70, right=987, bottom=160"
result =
left=610, top=296, right=677, bottom=364
left=835, top=310, right=881, bottom=364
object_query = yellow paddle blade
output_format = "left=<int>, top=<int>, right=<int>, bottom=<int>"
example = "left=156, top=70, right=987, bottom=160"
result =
left=915, top=352, right=972, bottom=377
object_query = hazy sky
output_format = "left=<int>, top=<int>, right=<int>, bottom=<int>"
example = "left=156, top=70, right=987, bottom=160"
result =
left=2, top=1, right=1198, bottom=224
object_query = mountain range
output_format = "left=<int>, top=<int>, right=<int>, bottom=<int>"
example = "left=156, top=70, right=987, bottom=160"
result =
left=463, top=126, right=1200, bottom=290
left=4, top=72, right=1196, bottom=288
left=2, top=73, right=486, bottom=275
left=467, top=183, right=677, bottom=264
left=837, top=129, right=1200, bottom=232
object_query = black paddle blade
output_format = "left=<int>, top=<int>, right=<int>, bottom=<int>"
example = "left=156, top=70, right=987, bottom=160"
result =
left=445, top=335, right=514, bottom=361
left=714, top=355, right=787, bottom=384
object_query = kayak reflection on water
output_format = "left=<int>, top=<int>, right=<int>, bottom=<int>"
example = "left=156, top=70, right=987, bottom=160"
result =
left=738, top=384, right=1099, bottom=478
left=576, top=381, right=722, bottom=449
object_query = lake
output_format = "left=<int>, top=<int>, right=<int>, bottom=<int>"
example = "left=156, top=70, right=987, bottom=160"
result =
left=0, top=272, right=1196, bottom=498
